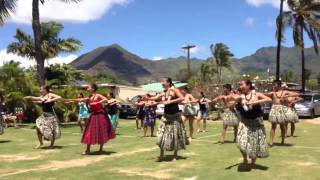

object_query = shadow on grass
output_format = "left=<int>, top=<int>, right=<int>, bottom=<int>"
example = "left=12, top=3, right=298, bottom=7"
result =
left=273, top=142, right=294, bottom=147
left=156, top=155, right=187, bottom=162
left=213, top=140, right=236, bottom=145
left=86, top=151, right=116, bottom=156
left=41, top=145, right=64, bottom=150
left=0, top=140, right=11, bottom=143
left=225, top=163, right=269, bottom=172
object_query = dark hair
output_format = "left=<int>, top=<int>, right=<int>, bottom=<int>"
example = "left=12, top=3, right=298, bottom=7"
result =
left=90, top=83, right=98, bottom=92
left=42, top=85, right=51, bottom=93
left=79, top=92, right=84, bottom=98
left=145, top=93, right=152, bottom=98
left=223, top=84, right=232, bottom=91
left=165, top=77, right=174, bottom=87
left=182, top=86, right=190, bottom=93
left=108, top=92, right=115, bottom=98
left=242, top=80, right=254, bottom=90
left=200, top=92, right=205, bottom=98
left=272, top=80, right=282, bottom=87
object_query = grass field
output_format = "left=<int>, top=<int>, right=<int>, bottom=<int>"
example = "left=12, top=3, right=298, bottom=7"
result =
left=1, top=118, right=320, bottom=180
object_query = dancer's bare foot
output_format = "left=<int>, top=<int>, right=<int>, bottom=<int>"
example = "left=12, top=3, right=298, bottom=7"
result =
left=47, top=145, right=55, bottom=149
left=156, top=156, right=164, bottom=162
left=82, top=151, right=90, bottom=155
left=34, top=144, right=44, bottom=149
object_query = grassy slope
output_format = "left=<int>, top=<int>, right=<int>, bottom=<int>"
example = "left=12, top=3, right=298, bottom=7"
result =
left=0, top=119, right=320, bottom=180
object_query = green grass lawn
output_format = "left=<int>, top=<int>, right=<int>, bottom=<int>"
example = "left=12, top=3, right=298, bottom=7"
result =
left=0, top=119, right=320, bottom=180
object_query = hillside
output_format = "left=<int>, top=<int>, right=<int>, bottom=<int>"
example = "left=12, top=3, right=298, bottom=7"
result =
left=70, top=44, right=320, bottom=84
left=70, top=44, right=203, bottom=84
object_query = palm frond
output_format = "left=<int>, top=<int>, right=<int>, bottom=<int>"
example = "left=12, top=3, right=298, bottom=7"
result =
left=0, top=0, right=17, bottom=25
left=276, top=11, right=295, bottom=41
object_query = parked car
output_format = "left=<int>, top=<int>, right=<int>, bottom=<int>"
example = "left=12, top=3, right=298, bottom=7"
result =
left=119, top=103, right=137, bottom=119
left=295, top=92, right=320, bottom=119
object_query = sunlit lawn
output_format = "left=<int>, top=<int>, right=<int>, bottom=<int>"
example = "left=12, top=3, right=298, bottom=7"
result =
left=0, top=118, right=320, bottom=180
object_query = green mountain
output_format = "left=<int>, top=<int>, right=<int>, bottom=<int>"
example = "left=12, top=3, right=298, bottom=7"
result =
left=235, top=46, right=320, bottom=76
left=70, top=44, right=203, bottom=84
left=70, top=44, right=319, bottom=84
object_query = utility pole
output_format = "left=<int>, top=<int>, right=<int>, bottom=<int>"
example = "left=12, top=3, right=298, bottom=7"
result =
left=182, top=45, right=196, bottom=79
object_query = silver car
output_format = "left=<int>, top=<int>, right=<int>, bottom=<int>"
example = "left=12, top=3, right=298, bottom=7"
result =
left=295, top=93, right=320, bottom=119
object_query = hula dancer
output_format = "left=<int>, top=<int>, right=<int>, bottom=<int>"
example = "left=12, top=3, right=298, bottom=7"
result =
left=213, top=84, right=239, bottom=144
left=143, top=94, right=158, bottom=137
left=145, top=78, right=187, bottom=161
left=65, top=93, right=90, bottom=133
left=24, top=85, right=61, bottom=149
left=284, top=94, right=302, bottom=137
left=232, top=80, right=271, bottom=169
left=106, top=92, right=121, bottom=131
left=265, top=80, right=299, bottom=146
left=134, top=96, right=145, bottom=130
left=197, top=92, right=211, bottom=133
left=0, top=94, right=6, bottom=135
left=76, top=84, right=116, bottom=154
left=181, top=87, right=198, bottom=139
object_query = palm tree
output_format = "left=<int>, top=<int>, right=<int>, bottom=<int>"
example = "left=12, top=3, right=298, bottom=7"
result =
left=7, top=21, right=82, bottom=80
left=0, top=0, right=17, bottom=25
left=276, top=0, right=320, bottom=92
left=32, top=0, right=81, bottom=85
left=276, top=0, right=286, bottom=80
left=210, top=43, right=234, bottom=83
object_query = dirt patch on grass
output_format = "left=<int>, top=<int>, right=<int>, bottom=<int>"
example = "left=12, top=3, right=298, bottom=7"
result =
left=284, top=161, right=318, bottom=167
left=306, top=118, right=320, bottom=125
left=0, top=147, right=158, bottom=178
left=112, top=168, right=175, bottom=179
left=0, top=154, right=42, bottom=162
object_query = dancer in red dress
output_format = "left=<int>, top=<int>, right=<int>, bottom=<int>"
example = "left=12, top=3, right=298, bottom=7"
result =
left=69, top=84, right=116, bottom=154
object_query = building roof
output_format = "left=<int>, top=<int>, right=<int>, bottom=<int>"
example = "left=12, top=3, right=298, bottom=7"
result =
left=141, top=82, right=188, bottom=92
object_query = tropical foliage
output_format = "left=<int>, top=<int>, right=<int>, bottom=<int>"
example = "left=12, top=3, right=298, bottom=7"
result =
left=45, top=64, right=84, bottom=85
left=209, top=43, right=234, bottom=83
left=276, top=0, right=320, bottom=91
left=0, top=0, right=17, bottom=25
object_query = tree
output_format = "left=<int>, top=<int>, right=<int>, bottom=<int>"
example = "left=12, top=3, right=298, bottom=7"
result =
left=281, top=70, right=295, bottom=82
left=317, top=72, right=320, bottom=85
left=199, top=58, right=217, bottom=82
left=45, top=64, right=84, bottom=85
left=276, top=0, right=286, bottom=80
left=276, top=0, right=320, bottom=92
left=32, top=0, right=81, bottom=85
left=0, top=0, right=17, bottom=25
left=7, top=21, right=82, bottom=83
left=210, top=43, right=234, bottom=83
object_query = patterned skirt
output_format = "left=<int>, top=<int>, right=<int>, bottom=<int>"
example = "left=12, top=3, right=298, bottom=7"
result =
left=269, top=105, right=287, bottom=124
left=157, top=113, right=188, bottom=151
left=81, top=112, right=116, bottom=145
left=0, top=117, right=4, bottom=135
left=182, top=103, right=197, bottom=117
left=108, top=113, right=119, bottom=130
left=222, top=109, right=239, bottom=127
left=285, top=107, right=299, bottom=123
left=237, top=117, right=269, bottom=159
left=144, top=108, right=156, bottom=127
left=36, top=112, right=61, bottom=141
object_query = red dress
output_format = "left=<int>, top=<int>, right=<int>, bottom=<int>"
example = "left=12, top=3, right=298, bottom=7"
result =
left=81, top=96, right=115, bottom=145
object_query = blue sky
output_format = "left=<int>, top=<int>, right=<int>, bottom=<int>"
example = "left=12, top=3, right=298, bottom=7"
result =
left=0, top=0, right=308, bottom=66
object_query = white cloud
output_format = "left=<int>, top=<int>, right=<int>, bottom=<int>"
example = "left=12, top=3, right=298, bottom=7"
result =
left=9, top=0, right=132, bottom=24
left=0, top=49, right=78, bottom=68
left=245, top=17, right=255, bottom=26
left=151, top=56, right=163, bottom=61
left=246, top=0, right=289, bottom=10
